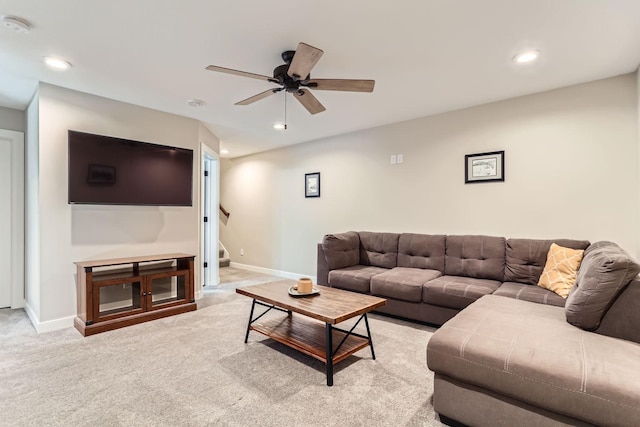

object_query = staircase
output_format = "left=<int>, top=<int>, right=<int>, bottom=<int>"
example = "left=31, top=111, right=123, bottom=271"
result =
left=219, top=244, right=230, bottom=268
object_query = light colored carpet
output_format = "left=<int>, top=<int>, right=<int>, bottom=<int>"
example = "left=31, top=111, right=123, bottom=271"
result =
left=1, top=267, right=444, bottom=426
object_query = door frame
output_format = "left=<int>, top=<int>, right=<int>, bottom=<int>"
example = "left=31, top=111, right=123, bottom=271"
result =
left=200, top=143, right=219, bottom=290
left=1, top=129, right=25, bottom=308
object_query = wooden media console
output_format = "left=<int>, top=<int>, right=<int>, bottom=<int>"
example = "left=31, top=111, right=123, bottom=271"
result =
left=74, top=253, right=196, bottom=336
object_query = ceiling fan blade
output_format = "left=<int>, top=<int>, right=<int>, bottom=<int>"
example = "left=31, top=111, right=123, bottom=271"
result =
left=206, top=65, right=273, bottom=82
left=293, top=89, right=326, bottom=115
left=235, top=88, right=282, bottom=106
left=287, top=42, right=324, bottom=81
left=307, top=79, right=375, bottom=93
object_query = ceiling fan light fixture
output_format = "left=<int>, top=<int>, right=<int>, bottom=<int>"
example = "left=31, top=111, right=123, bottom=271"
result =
left=513, top=50, right=540, bottom=64
left=273, top=123, right=287, bottom=130
left=44, top=56, right=72, bottom=70
left=205, top=41, right=375, bottom=116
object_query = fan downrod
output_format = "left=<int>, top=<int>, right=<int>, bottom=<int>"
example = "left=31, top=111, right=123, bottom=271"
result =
left=281, top=50, right=296, bottom=64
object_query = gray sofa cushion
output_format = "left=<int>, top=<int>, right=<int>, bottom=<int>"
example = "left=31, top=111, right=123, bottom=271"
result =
left=327, top=265, right=387, bottom=294
left=565, top=241, right=640, bottom=331
left=505, top=238, right=590, bottom=285
left=423, top=276, right=500, bottom=310
left=370, top=267, right=441, bottom=303
left=321, top=232, right=360, bottom=270
left=427, top=295, right=640, bottom=427
left=359, top=231, right=400, bottom=269
left=494, top=282, right=566, bottom=307
left=397, top=233, right=446, bottom=272
left=445, top=235, right=506, bottom=281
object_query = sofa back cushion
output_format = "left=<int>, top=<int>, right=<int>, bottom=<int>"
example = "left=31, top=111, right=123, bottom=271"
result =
left=359, top=232, right=400, bottom=269
left=565, top=241, right=640, bottom=331
left=505, top=238, right=590, bottom=285
left=445, top=235, right=506, bottom=281
left=397, top=233, right=446, bottom=271
left=322, top=232, right=360, bottom=270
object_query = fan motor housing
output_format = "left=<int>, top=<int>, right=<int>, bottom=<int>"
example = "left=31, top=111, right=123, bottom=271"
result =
left=273, top=64, right=309, bottom=92
left=273, top=64, right=289, bottom=82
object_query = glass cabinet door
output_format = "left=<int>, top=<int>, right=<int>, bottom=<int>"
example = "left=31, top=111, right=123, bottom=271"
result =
left=146, top=271, right=189, bottom=310
left=93, top=279, right=144, bottom=322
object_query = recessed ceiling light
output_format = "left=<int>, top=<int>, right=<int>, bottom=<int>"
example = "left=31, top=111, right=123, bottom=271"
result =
left=1, top=15, right=32, bottom=34
left=513, top=50, right=540, bottom=64
left=187, top=99, right=206, bottom=107
left=220, top=149, right=229, bottom=154
left=44, top=56, right=72, bottom=70
left=273, top=123, right=287, bottom=130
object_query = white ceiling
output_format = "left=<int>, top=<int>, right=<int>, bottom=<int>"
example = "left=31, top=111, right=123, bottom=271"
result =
left=1, top=1, right=639, bottom=158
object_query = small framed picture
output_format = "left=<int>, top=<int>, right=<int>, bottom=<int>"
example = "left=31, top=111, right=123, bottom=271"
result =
left=465, top=151, right=504, bottom=184
left=305, top=172, right=320, bottom=198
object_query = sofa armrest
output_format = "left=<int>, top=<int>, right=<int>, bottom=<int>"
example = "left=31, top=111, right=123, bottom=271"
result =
left=317, top=243, right=329, bottom=286
left=596, top=276, right=640, bottom=344
left=321, top=231, right=361, bottom=270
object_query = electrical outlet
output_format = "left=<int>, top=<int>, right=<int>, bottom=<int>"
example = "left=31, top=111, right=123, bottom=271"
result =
left=240, top=249, right=244, bottom=256
left=390, top=155, right=397, bottom=164
left=397, top=154, right=403, bottom=164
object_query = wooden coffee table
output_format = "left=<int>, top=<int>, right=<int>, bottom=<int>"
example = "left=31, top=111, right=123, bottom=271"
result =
left=236, top=281, right=386, bottom=386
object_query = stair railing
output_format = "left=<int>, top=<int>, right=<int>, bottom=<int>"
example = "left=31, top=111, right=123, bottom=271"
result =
left=219, top=204, right=230, bottom=218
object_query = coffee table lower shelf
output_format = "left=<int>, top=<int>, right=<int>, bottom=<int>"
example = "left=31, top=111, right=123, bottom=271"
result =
left=250, top=316, right=371, bottom=365
left=237, top=283, right=385, bottom=386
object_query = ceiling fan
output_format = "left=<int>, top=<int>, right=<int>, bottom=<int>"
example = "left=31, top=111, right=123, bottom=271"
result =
left=206, top=42, right=375, bottom=115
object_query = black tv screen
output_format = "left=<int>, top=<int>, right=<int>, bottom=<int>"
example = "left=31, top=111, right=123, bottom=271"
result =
left=68, top=130, right=193, bottom=206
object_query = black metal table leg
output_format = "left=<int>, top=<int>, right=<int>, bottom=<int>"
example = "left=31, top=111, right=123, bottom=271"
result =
left=364, top=313, right=375, bottom=360
left=244, top=299, right=257, bottom=343
left=326, top=323, right=333, bottom=386
left=244, top=300, right=291, bottom=344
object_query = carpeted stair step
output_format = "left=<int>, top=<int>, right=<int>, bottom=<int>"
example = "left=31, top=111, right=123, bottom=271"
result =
left=218, top=244, right=229, bottom=267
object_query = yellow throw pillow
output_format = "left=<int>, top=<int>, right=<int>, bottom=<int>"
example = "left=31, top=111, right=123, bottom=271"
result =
left=537, top=243, right=585, bottom=298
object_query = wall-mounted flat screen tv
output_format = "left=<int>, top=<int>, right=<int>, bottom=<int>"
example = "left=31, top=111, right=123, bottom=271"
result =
left=68, top=130, right=193, bottom=206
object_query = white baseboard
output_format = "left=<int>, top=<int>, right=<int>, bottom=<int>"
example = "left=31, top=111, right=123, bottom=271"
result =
left=230, top=262, right=317, bottom=284
left=24, top=302, right=75, bottom=334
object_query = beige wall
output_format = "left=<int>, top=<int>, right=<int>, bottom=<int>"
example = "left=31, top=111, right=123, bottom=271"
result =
left=0, top=105, right=25, bottom=133
left=26, top=83, right=218, bottom=330
left=220, top=74, right=638, bottom=277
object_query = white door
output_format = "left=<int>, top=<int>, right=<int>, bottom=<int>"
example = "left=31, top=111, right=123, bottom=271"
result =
left=0, top=129, right=24, bottom=308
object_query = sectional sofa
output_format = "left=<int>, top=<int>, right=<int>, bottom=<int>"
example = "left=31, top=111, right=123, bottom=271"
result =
left=316, top=232, right=640, bottom=426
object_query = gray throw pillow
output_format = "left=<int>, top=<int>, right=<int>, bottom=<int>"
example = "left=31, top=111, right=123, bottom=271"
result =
left=322, top=232, right=360, bottom=270
left=565, top=241, right=640, bottom=331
